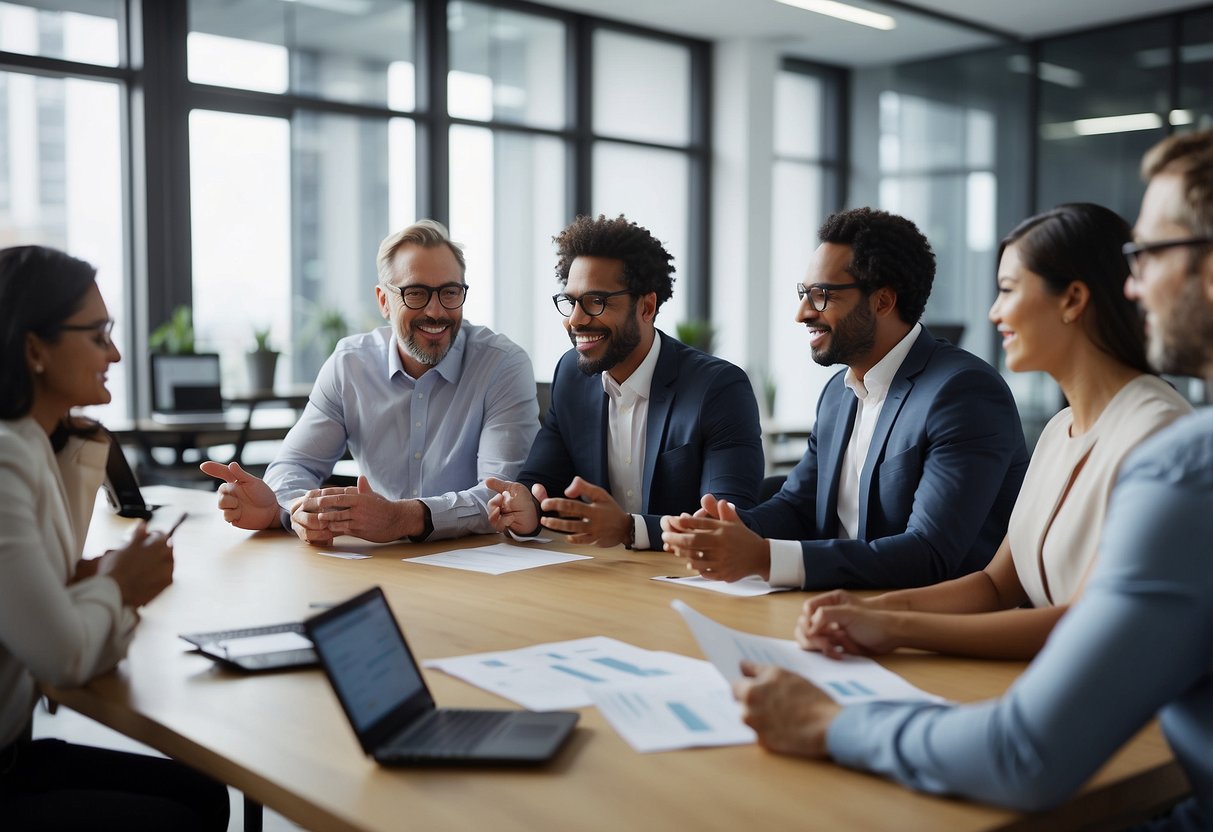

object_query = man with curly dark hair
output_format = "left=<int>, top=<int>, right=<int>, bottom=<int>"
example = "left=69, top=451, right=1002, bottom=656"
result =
left=486, top=214, right=763, bottom=550
left=663, top=207, right=1028, bottom=590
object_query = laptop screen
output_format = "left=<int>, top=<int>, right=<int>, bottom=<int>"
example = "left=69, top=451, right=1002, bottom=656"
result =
left=150, top=353, right=223, bottom=412
left=309, top=591, right=427, bottom=732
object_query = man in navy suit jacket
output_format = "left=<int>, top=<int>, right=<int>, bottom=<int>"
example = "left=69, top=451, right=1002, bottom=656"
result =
left=663, top=208, right=1028, bottom=589
left=487, top=215, right=763, bottom=549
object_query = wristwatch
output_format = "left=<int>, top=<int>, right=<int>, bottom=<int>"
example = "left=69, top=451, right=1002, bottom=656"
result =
left=408, top=503, right=434, bottom=542
left=624, top=515, right=637, bottom=549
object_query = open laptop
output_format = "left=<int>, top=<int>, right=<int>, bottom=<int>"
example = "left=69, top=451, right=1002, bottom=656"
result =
left=150, top=353, right=229, bottom=424
left=304, top=587, right=579, bottom=766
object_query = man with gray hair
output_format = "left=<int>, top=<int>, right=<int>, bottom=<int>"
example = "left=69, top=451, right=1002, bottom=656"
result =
left=201, top=219, right=539, bottom=545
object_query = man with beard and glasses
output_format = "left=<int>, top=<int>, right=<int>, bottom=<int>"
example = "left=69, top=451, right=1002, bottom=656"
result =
left=662, top=207, right=1028, bottom=589
left=198, top=220, right=538, bottom=546
left=729, top=129, right=1213, bottom=832
left=484, top=214, right=763, bottom=550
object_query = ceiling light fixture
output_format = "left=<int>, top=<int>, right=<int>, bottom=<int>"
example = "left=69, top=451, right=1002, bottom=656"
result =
left=1040, top=112, right=1176, bottom=140
left=774, top=0, right=896, bottom=31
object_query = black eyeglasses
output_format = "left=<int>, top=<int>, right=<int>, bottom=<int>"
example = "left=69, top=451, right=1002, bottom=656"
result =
left=383, top=282, right=468, bottom=310
left=1123, top=237, right=1213, bottom=281
left=59, top=318, right=116, bottom=347
left=796, top=282, right=863, bottom=311
left=552, top=289, right=634, bottom=318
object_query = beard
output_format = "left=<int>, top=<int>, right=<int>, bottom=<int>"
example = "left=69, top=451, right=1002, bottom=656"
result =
left=401, top=315, right=461, bottom=367
left=572, top=307, right=642, bottom=376
left=1147, top=275, right=1213, bottom=377
left=811, top=298, right=876, bottom=367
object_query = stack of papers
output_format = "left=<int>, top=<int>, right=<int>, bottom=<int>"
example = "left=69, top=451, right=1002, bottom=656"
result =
left=426, top=636, right=749, bottom=753
left=425, top=606, right=943, bottom=755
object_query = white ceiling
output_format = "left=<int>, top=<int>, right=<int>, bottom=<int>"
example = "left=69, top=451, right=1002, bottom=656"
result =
left=538, top=0, right=1213, bottom=66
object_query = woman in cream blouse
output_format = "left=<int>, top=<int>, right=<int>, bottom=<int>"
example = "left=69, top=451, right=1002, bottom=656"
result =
left=0, top=246, right=228, bottom=829
left=798, top=203, right=1192, bottom=660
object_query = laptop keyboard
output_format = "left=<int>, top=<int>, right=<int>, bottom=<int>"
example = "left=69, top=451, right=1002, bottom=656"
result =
left=393, top=710, right=511, bottom=757
left=179, top=621, right=305, bottom=648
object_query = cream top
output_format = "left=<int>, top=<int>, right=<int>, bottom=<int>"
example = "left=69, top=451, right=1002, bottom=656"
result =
left=1009, top=375, right=1192, bottom=607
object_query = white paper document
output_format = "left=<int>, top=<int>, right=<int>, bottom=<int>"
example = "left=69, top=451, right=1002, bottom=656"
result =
left=403, top=543, right=591, bottom=575
left=317, top=551, right=372, bottom=560
left=651, top=574, right=791, bottom=597
left=424, top=636, right=719, bottom=711
left=589, top=678, right=756, bottom=753
left=672, top=600, right=945, bottom=705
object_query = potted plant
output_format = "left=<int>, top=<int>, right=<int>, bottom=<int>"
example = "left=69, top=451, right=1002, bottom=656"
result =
left=675, top=319, right=716, bottom=354
left=246, top=325, right=279, bottom=393
left=307, top=306, right=350, bottom=358
left=148, top=305, right=195, bottom=354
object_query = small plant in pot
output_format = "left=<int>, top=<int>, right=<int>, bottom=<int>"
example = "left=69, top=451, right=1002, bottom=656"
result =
left=246, top=325, right=280, bottom=393
left=149, top=305, right=196, bottom=354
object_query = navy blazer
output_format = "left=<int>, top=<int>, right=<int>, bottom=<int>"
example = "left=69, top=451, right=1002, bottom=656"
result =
left=744, top=327, right=1028, bottom=589
left=520, top=331, right=764, bottom=547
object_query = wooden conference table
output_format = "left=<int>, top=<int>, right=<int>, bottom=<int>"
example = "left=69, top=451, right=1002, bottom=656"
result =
left=49, top=486, right=1188, bottom=832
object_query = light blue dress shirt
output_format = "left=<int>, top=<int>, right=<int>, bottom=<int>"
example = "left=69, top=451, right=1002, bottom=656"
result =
left=264, top=324, right=539, bottom=540
left=827, top=408, right=1213, bottom=831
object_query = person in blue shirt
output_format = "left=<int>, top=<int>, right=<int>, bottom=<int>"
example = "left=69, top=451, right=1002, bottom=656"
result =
left=732, top=130, right=1213, bottom=832
left=201, top=220, right=539, bottom=546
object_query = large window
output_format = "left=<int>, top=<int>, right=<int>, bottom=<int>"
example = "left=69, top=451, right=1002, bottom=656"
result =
left=186, top=0, right=418, bottom=391
left=590, top=29, right=699, bottom=339
left=0, top=3, right=128, bottom=420
left=447, top=1, right=569, bottom=379
left=768, top=62, right=844, bottom=429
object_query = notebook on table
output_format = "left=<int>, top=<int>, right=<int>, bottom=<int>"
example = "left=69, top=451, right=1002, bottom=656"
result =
left=150, top=353, right=229, bottom=424
left=304, top=587, right=579, bottom=766
left=179, top=622, right=318, bottom=672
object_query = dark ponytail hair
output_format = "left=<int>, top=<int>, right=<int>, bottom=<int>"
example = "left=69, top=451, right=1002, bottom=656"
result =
left=0, top=245, right=101, bottom=424
left=998, top=203, right=1150, bottom=375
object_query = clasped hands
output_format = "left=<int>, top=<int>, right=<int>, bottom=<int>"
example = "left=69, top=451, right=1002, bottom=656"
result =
left=659, top=493, right=771, bottom=582
left=200, top=461, right=423, bottom=545
left=485, top=476, right=631, bottom=547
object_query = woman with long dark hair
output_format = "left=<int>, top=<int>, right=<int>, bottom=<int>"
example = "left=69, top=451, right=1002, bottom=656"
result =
left=799, top=203, right=1192, bottom=660
left=0, top=245, right=228, bottom=829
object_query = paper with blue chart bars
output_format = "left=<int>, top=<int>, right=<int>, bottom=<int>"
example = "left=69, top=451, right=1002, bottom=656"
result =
left=589, top=679, right=755, bottom=753
left=423, top=636, right=726, bottom=712
left=672, top=600, right=945, bottom=706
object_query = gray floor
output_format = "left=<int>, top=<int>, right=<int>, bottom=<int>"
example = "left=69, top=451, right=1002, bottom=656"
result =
left=31, top=702, right=302, bottom=832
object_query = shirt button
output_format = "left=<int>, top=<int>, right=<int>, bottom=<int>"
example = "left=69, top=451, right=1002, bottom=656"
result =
left=626, top=490, right=634, bottom=498
left=415, top=421, right=422, bottom=428
left=418, top=393, right=424, bottom=399
left=414, top=452, right=422, bottom=459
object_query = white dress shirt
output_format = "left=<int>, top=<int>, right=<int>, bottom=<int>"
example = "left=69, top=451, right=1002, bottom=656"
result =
left=602, top=335, right=662, bottom=549
left=768, top=323, right=922, bottom=587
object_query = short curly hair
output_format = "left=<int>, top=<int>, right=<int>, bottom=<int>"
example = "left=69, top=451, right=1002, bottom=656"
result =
left=818, top=208, right=935, bottom=324
left=554, top=215, right=675, bottom=313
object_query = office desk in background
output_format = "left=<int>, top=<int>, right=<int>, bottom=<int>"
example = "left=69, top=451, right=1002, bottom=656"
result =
left=108, top=389, right=311, bottom=477
left=48, top=487, right=1189, bottom=832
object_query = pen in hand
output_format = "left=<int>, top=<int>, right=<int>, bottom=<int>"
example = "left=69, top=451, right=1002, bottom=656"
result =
left=165, top=512, right=189, bottom=540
